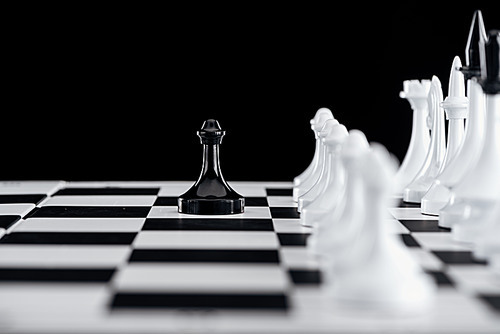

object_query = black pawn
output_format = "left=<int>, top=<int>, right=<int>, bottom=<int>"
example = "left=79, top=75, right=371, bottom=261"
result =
left=178, top=119, right=245, bottom=215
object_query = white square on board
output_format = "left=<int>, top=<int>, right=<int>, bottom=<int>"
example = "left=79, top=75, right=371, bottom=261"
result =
left=134, top=231, right=279, bottom=249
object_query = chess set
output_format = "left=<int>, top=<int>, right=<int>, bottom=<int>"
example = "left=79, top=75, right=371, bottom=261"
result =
left=0, top=180, right=498, bottom=333
left=0, top=9, right=499, bottom=334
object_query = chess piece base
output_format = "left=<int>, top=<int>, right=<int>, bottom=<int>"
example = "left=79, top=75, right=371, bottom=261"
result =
left=178, top=197, right=244, bottom=215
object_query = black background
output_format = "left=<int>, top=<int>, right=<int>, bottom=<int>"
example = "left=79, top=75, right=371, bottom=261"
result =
left=3, top=3, right=499, bottom=182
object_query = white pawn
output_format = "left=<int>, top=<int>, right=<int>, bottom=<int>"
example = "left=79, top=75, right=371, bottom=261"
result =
left=394, top=79, right=431, bottom=196
left=404, top=76, right=446, bottom=203
left=293, top=111, right=336, bottom=202
left=326, top=143, right=436, bottom=314
left=324, top=142, right=401, bottom=273
left=294, top=108, right=334, bottom=188
left=421, top=56, right=468, bottom=215
left=298, top=120, right=342, bottom=212
left=307, top=129, right=369, bottom=257
left=472, top=196, right=500, bottom=278
left=300, top=124, right=348, bottom=227
left=469, top=195, right=500, bottom=261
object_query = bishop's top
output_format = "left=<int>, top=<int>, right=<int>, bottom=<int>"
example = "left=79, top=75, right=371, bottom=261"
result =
left=460, top=10, right=487, bottom=80
left=479, top=29, right=500, bottom=94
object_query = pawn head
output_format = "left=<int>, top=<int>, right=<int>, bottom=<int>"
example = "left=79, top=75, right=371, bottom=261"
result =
left=341, top=129, right=369, bottom=160
left=319, top=119, right=339, bottom=138
left=310, top=107, right=334, bottom=126
left=198, top=119, right=226, bottom=144
left=323, top=123, right=348, bottom=148
left=362, top=142, right=399, bottom=189
left=313, top=111, right=335, bottom=132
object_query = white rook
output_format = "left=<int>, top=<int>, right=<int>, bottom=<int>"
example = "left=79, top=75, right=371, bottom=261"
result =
left=393, top=79, right=431, bottom=196
left=403, top=76, right=446, bottom=203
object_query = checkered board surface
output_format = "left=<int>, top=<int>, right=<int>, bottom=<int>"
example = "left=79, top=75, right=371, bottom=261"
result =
left=0, top=180, right=499, bottom=333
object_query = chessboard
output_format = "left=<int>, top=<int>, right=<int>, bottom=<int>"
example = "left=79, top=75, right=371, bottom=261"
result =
left=0, top=180, right=499, bottom=333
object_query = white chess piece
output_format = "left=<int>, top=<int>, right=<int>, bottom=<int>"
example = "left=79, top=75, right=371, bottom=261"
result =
left=293, top=112, right=336, bottom=202
left=439, top=57, right=467, bottom=169
left=420, top=13, right=487, bottom=216
left=294, top=108, right=334, bottom=188
left=436, top=12, right=488, bottom=227
left=421, top=56, right=468, bottom=215
left=442, top=30, right=500, bottom=240
left=472, top=195, right=500, bottom=278
left=298, top=120, right=341, bottom=212
left=467, top=195, right=500, bottom=261
left=326, top=143, right=436, bottom=314
left=438, top=83, right=490, bottom=230
left=393, top=79, right=431, bottom=196
left=300, top=124, right=348, bottom=227
left=307, top=129, right=369, bottom=257
left=403, top=76, right=446, bottom=203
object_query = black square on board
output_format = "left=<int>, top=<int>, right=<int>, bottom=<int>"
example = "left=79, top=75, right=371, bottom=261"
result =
left=153, top=197, right=178, bottom=206
left=28, top=206, right=151, bottom=218
left=266, top=188, right=293, bottom=197
left=142, top=218, right=274, bottom=231
left=396, top=199, right=421, bottom=208
left=0, top=268, right=115, bottom=282
left=129, top=249, right=280, bottom=263
left=0, top=194, right=46, bottom=205
left=479, top=295, right=500, bottom=313
left=270, top=207, right=300, bottom=219
left=278, top=233, right=310, bottom=246
left=0, top=215, right=21, bottom=229
left=111, top=292, right=288, bottom=310
left=400, top=220, right=450, bottom=232
left=0, top=232, right=137, bottom=245
left=424, top=270, right=455, bottom=286
left=432, top=251, right=488, bottom=265
left=53, top=188, right=160, bottom=196
left=244, top=197, right=269, bottom=206
left=400, top=234, right=421, bottom=247
left=289, top=269, right=322, bottom=285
